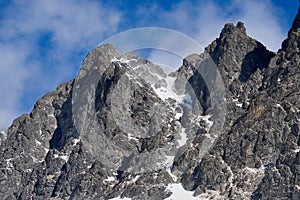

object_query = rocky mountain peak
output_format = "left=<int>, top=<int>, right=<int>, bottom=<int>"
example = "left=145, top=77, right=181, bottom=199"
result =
left=220, top=21, right=247, bottom=36
left=291, top=7, right=300, bottom=33
left=236, top=21, right=246, bottom=33
left=0, top=10, right=299, bottom=200
left=204, top=21, right=275, bottom=109
left=280, top=7, right=300, bottom=54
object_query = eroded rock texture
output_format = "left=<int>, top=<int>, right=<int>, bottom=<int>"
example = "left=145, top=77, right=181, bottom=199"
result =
left=0, top=8, right=299, bottom=200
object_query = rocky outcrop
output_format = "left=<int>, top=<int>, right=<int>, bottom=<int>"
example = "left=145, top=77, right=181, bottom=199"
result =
left=0, top=8, right=299, bottom=200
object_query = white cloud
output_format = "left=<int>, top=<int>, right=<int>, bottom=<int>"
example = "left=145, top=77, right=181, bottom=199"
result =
left=0, top=44, right=29, bottom=128
left=0, top=0, right=289, bottom=130
left=230, top=0, right=285, bottom=51
left=135, top=0, right=286, bottom=72
left=0, top=0, right=121, bottom=129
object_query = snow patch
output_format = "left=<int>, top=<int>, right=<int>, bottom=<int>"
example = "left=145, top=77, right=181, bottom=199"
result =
left=164, top=156, right=177, bottom=181
left=126, top=175, right=140, bottom=184
left=164, top=183, right=203, bottom=200
left=175, top=112, right=183, bottom=120
left=54, top=154, right=69, bottom=162
left=293, top=148, right=300, bottom=153
left=30, top=155, right=43, bottom=163
left=112, top=57, right=137, bottom=64
left=44, top=147, right=49, bottom=154
left=275, top=103, right=284, bottom=111
left=109, top=196, right=132, bottom=200
left=166, top=167, right=177, bottom=182
left=178, top=128, right=188, bottom=147
left=236, top=103, right=243, bottom=108
left=246, top=167, right=259, bottom=173
left=127, top=134, right=139, bottom=141
left=232, top=98, right=238, bottom=102
left=233, top=98, right=243, bottom=108
left=35, top=139, right=41, bottom=146
left=25, top=168, right=32, bottom=173
left=153, top=76, right=181, bottom=102
left=199, top=115, right=213, bottom=131
left=48, top=114, right=55, bottom=118
left=245, top=165, right=265, bottom=174
left=5, top=158, right=13, bottom=169
left=104, top=176, right=116, bottom=182
left=73, top=138, right=80, bottom=145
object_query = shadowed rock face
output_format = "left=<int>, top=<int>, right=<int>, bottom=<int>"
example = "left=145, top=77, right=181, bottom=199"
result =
left=0, top=9, right=299, bottom=200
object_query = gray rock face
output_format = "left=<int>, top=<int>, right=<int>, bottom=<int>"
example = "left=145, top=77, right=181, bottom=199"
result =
left=0, top=131, right=5, bottom=144
left=0, top=9, right=299, bottom=200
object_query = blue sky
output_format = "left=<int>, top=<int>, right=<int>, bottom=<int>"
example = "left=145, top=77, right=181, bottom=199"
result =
left=0, top=0, right=298, bottom=130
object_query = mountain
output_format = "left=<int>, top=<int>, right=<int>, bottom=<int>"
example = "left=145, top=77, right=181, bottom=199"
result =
left=0, top=8, right=299, bottom=200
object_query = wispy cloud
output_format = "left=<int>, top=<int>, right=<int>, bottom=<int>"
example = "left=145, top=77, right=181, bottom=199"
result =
left=135, top=0, right=286, bottom=71
left=0, top=0, right=121, bottom=129
left=230, top=0, right=286, bottom=51
left=0, top=0, right=289, bottom=130
left=134, top=0, right=286, bottom=50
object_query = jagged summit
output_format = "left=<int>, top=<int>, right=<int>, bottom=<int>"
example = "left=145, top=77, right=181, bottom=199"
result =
left=0, top=10, right=299, bottom=200
left=290, top=7, right=300, bottom=33
left=281, top=7, right=300, bottom=53
left=220, top=21, right=247, bottom=36
left=204, top=21, right=275, bottom=110
left=206, top=21, right=275, bottom=70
